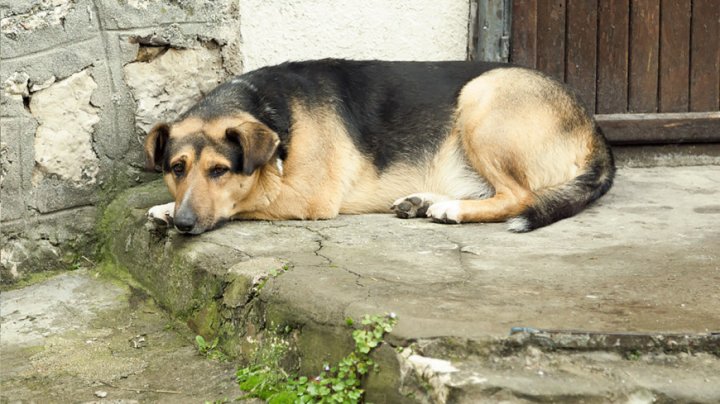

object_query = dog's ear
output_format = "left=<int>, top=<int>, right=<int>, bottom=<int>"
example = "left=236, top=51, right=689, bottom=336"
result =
left=144, top=123, right=170, bottom=172
left=226, top=122, right=280, bottom=176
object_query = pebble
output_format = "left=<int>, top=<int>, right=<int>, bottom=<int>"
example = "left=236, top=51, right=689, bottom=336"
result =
left=94, top=390, right=108, bottom=398
left=129, top=334, right=147, bottom=349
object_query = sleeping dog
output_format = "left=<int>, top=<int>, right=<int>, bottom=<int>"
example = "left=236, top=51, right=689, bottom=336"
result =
left=145, top=59, right=614, bottom=234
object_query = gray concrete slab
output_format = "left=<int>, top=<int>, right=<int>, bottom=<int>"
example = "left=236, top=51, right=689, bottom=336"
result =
left=199, top=166, right=720, bottom=338
left=0, top=270, right=243, bottom=403
left=102, top=165, right=720, bottom=402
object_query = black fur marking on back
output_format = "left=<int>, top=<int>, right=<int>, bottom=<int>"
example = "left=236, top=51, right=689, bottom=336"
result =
left=180, top=59, right=505, bottom=171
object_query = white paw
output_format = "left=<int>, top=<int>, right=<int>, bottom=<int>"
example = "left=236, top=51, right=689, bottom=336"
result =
left=426, top=201, right=463, bottom=224
left=147, top=202, right=175, bottom=226
left=391, top=193, right=449, bottom=219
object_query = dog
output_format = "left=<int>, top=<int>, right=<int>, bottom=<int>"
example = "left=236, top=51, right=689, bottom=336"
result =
left=144, top=59, right=614, bottom=235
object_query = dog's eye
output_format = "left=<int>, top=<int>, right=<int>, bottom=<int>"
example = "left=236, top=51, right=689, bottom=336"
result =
left=171, top=162, right=185, bottom=177
left=209, top=166, right=229, bottom=178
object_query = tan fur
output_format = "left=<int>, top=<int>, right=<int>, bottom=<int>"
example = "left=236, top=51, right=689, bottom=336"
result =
left=201, top=113, right=259, bottom=140
left=169, top=117, right=203, bottom=139
left=445, top=68, right=595, bottom=223
left=249, top=103, right=365, bottom=219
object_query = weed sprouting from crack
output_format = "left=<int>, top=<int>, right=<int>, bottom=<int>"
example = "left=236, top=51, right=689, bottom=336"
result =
left=236, top=313, right=398, bottom=403
left=195, top=335, right=229, bottom=362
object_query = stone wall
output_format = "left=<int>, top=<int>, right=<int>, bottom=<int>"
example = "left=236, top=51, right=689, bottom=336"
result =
left=1, top=0, right=472, bottom=282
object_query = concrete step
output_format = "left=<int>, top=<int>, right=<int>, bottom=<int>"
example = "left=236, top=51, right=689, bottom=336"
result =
left=0, top=270, right=243, bottom=403
left=100, top=166, right=720, bottom=403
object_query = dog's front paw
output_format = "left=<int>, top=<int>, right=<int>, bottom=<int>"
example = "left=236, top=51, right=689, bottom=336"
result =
left=147, top=202, right=175, bottom=227
left=391, top=193, right=449, bottom=219
left=426, top=201, right=462, bottom=224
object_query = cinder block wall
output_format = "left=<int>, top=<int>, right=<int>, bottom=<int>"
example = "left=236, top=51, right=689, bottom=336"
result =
left=0, top=0, right=472, bottom=282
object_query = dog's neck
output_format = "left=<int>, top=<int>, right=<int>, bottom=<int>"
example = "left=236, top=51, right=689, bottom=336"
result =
left=242, top=159, right=284, bottom=214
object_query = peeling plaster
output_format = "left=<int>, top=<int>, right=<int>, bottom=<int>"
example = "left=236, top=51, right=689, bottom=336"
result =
left=30, top=69, right=100, bottom=186
left=3, top=72, right=31, bottom=98
left=123, top=46, right=226, bottom=133
left=1, top=0, right=75, bottom=35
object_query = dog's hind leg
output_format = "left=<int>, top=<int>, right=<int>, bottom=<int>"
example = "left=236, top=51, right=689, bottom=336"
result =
left=426, top=67, right=608, bottom=230
left=426, top=194, right=530, bottom=224
left=425, top=174, right=531, bottom=224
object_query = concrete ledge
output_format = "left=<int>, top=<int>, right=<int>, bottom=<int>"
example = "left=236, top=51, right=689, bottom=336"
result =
left=101, top=166, right=720, bottom=402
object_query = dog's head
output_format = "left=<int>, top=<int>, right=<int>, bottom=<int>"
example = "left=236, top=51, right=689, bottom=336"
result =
left=144, top=115, right=282, bottom=234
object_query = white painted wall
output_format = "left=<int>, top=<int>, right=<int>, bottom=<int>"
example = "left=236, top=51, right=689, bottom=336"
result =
left=240, top=0, right=471, bottom=72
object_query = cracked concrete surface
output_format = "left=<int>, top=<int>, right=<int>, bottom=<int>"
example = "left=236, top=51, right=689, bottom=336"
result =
left=102, top=165, right=720, bottom=402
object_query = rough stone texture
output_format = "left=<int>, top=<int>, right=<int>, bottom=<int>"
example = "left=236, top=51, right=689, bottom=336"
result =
left=614, top=143, right=720, bottom=167
left=0, top=0, right=74, bottom=36
left=0, top=0, right=99, bottom=60
left=103, top=166, right=720, bottom=402
left=0, top=117, right=34, bottom=222
left=123, top=47, right=226, bottom=133
left=1, top=206, right=98, bottom=278
left=240, top=0, right=471, bottom=71
left=2, top=71, right=31, bottom=97
left=0, top=0, right=239, bottom=282
left=31, top=69, right=100, bottom=185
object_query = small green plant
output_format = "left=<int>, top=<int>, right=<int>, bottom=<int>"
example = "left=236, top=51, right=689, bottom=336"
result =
left=268, top=264, right=291, bottom=277
left=256, top=264, right=292, bottom=292
left=236, top=313, right=398, bottom=403
left=625, top=350, right=642, bottom=361
left=196, top=335, right=229, bottom=362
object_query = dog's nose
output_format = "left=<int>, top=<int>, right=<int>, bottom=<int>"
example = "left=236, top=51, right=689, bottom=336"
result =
left=174, top=210, right=197, bottom=233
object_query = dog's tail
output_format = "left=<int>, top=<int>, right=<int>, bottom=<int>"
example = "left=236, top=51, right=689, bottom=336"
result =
left=507, top=127, right=615, bottom=233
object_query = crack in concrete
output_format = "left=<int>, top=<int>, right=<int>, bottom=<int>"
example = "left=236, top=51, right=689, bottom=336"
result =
left=308, top=230, right=332, bottom=265
left=426, top=227, right=475, bottom=285
left=266, top=221, right=330, bottom=264
left=300, top=225, right=368, bottom=290
left=267, top=221, right=367, bottom=289
left=199, top=238, right=254, bottom=260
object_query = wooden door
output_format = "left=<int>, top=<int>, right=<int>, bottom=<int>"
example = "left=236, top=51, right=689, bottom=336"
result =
left=510, top=0, right=720, bottom=144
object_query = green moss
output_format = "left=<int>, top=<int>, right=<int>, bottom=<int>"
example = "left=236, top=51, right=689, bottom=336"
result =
left=188, top=300, right=221, bottom=339
left=95, top=176, right=170, bottom=258
left=94, top=260, right=146, bottom=294
left=96, top=169, right=154, bottom=250
left=93, top=180, right=291, bottom=366
left=217, top=320, right=242, bottom=358
left=363, top=344, right=405, bottom=403
left=222, top=275, right=251, bottom=308
left=0, top=270, right=66, bottom=292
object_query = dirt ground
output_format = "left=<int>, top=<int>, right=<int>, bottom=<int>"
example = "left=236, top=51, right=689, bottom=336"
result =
left=0, top=269, right=244, bottom=403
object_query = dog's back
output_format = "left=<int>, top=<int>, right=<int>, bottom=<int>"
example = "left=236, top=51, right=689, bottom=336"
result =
left=184, top=60, right=504, bottom=169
